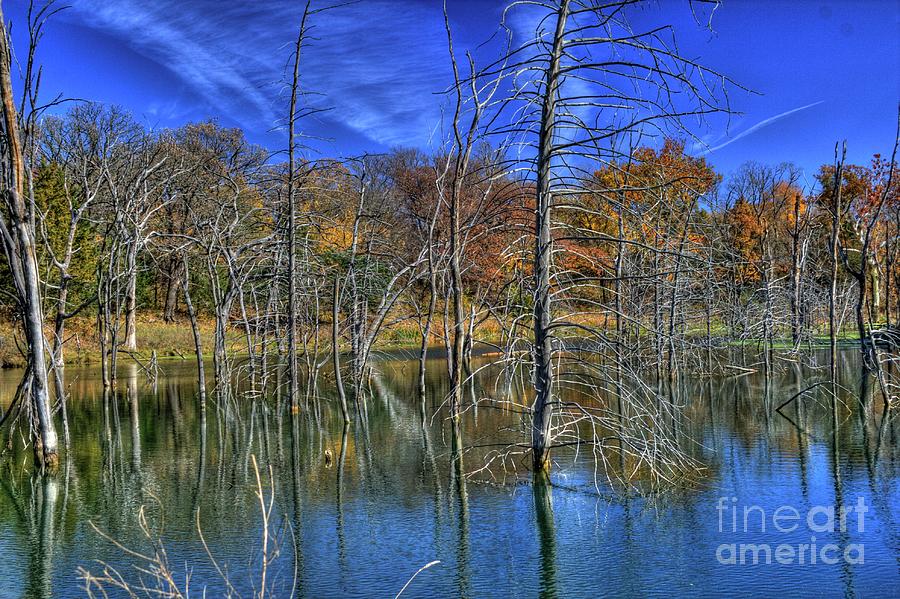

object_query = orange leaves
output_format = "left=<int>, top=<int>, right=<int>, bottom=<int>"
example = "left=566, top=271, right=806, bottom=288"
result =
left=567, top=137, right=720, bottom=275
left=772, top=181, right=806, bottom=231
left=723, top=197, right=764, bottom=283
left=388, top=149, right=528, bottom=288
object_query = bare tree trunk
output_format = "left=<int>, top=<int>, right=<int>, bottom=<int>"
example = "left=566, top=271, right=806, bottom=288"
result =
left=855, top=270, right=868, bottom=362
left=614, top=192, right=626, bottom=431
left=763, top=257, right=774, bottom=379
left=51, top=278, right=70, bottom=451
left=97, top=277, right=110, bottom=390
left=667, top=199, right=695, bottom=381
left=705, top=246, right=714, bottom=371
left=0, top=10, right=58, bottom=469
left=211, top=282, right=236, bottom=402
left=531, top=0, right=569, bottom=474
left=418, top=282, right=436, bottom=413
left=123, top=243, right=138, bottom=351
left=654, top=226, right=664, bottom=381
left=830, top=142, right=846, bottom=381
left=887, top=216, right=896, bottom=327
left=790, top=194, right=803, bottom=347
left=333, top=277, right=350, bottom=424
left=163, top=256, right=182, bottom=322
left=182, top=259, right=206, bottom=402
left=237, top=288, right=257, bottom=388
left=449, top=181, right=465, bottom=433
left=418, top=236, right=437, bottom=416
left=286, top=15, right=309, bottom=414
left=22, top=225, right=58, bottom=468
left=870, top=263, right=880, bottom=320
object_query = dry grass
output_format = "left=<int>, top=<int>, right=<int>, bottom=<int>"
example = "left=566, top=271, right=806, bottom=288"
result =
left=0, top=309, right=601, bottom=368
left=0, top=314, right=219, bottom=368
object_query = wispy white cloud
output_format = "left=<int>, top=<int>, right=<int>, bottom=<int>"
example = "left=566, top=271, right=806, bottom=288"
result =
left=63, top=1, right=453, bottom=147
left=698, top=100, right=825, bottom=154
left=69, top=1, right=280, bottom=124
left=300, top=3, right=451, bottom=146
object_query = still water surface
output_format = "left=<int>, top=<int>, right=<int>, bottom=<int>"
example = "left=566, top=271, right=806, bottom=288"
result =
left=0, top=349, right=897, bottom=598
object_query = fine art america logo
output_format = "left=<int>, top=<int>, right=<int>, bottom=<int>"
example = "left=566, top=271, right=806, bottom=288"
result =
left=715, top=496, right=866, bottom=565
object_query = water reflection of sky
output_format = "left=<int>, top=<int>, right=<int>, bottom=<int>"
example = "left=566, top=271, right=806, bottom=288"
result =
left=0, top=351, right=896, bottom=597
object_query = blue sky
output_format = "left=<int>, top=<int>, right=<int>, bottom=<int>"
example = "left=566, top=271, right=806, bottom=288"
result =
left=6, top=0, right=898, bottom=181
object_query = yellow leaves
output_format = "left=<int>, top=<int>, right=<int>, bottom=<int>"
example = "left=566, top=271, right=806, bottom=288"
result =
left=317, top=220, right=354, bottom=251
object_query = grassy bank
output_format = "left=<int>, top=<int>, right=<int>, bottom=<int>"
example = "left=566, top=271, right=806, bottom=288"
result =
left=0, top=311, right=864, bottom=369
left=0, top=315, right=220, bottom=368
left=0, top=312, right=506, bottom=369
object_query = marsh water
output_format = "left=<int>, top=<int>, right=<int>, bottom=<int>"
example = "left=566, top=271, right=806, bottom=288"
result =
left=0, top=348, right=898, bottom=598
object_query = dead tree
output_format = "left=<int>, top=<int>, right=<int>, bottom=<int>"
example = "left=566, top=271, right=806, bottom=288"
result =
left=342, top=156, right=429, bottom=400
left=487, top=0, right=735, bottom=477
left=836, top=115, right=900, bottom=366
left=0, top=1, right=59, bottom=468
left=38, top=105, right=129, bottom=446
left=174, top=124, right=269, bottom=402
left=785, top=183, right=815, bottom=349
left=829, top=142, right=847, bottom=380
left=440, top=5, right=509, bottom=452
left=285, top=11, right=307, bottom=414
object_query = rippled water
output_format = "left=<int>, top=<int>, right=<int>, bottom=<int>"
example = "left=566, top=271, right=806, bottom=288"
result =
left=0, top=349, right=897, bottom=598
